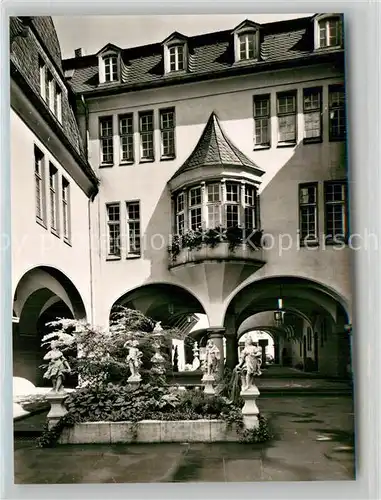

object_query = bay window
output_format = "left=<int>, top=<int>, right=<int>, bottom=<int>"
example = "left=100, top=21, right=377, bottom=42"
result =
left=174, top=180, right=259, bottom=234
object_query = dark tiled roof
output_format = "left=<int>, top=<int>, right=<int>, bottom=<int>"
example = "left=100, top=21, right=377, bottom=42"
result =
left=63, top=15, right=342, bottom=95
left=9, top=17, right=97, bottom=187
left=171, top=112, right=264, bottom=179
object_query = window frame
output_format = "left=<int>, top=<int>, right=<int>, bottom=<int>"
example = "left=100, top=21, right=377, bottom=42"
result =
left=49, top=163, right=60, bottom=236
left=238, top=32, right=258, bottom=61
left=62, top=176, right=71, bottom=245
left=175, top=192, right=185, bottom=235
left=159, top=107, right=176, bottom=160
left=103, top=54, right=119, bottom=83
left=303, top=87, right=322, bottom=144
left=106, top=202, right=121, bottom=259
left=168, top=45, right=185, bottom=72
left=299, top=182, right=319, bottom=247
left=253, top=94, right=271, bottom=149
left=139, top=110, right=155, bottom=162
left=34, top=145, right=47, bottom=227
left=324, top=180, right=348, bottom=245
left=316, top=16, right=343, bottom=50
left=328, top=84, right=346, bottom=142
left=119, top=113, right=134, bottom=164
left=99, top=116, right=114, bottom=166
left=277, top=91, right=297, bottom=147
left=126, top=200, right=141, bottom=258
left=188, top=186, right=203, bottom=231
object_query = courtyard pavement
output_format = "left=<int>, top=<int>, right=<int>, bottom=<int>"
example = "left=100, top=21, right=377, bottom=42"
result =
left=13, top=396, right=355, bottom=484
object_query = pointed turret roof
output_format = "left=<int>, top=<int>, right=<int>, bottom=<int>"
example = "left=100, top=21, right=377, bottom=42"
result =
left=171, top=112, right=264, bottom=180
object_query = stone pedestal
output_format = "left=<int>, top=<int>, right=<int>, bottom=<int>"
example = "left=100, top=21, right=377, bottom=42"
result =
left=46, top=391, right=68, bottom=430
left=128, top=374, right=142, bottom=390
left=240, top=384, right=260, bottom=430
left=202, top=373, right=216, bottom=395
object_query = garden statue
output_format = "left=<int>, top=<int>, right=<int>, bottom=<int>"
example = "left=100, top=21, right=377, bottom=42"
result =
left=151, top=341, right=166, bottom=376
left=192, top=341, right=200, bottom=371
left=42, top=340, right=71, bottom=393
left=124, top=340, right=143, bottom=380
left=204, top=339, right=220, bottom=376
left=153, top=321, right=163, bottom=333
left=234, top=337, right=262, bottom=391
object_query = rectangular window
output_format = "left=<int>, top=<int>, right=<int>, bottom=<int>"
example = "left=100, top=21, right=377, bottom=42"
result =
left=126, top=201, right=141, bottom=258
left=225, top=182, right=240, bottom=228
left=139, top=111, right=154, bottom=161
left=324, top=181, right=348, bottom=243
left=299, top=183, right=318, bottom=245
left=189, top=186, right=202, bottom=230
left=45, top=69, right=53, bottom=109
left=329, top=85, right=346, bottom=141
left=104, top=55, right=118, bottom=82
left=277, top=91, right=297, bottom=145
left=106, top=203, right=121, bottom=257
left=244, top=185, right=256, bottom=231
left=207, top=183, right=221, bottom=228
left=239, top=33, right=257, bottom=60
left=62, top=177, right=71, bottom=242
left=303, top=88, right=322, bottom=143
left=160, top=108, right=176, bottom=159
left=119, top=114, right=134, bottom=163
left=54, top=85, right=62, bottom=123
left=169, top=45, right=185, bottom=72
left=49, top=163, right=59, bottom=234
left=34, top=146, right=46, bottom=225
left=39, top=58, right=46, bottom=98
left=99, top=116, right=114, bottom=165
left=176, top=192, right=185, bottom=235
left=254, top=95, right=270, bottom=148
left=319, top=18, right=342, bottom=48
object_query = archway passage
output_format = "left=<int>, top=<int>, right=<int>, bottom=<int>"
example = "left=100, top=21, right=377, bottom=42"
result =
left=225, top=277, right=351, bottom=378
left=13, top=266, right=86, bottom=387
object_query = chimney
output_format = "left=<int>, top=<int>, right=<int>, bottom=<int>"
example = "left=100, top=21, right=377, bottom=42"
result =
left=74, top=48, right=83, bottom=58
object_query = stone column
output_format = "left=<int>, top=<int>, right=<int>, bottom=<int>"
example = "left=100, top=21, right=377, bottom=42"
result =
left=207, top=328, right=225, bottom=377
left=46, top=392, right=68, bottom=430
left=225, top=334, right=239, bottom=370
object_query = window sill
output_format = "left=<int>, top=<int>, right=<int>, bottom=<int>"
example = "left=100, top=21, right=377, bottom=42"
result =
left=51, top=229, right=60, bottom=239
left=314, top=45, right=343, bottom=53
left=325, top=239, right=348, bottom=246
left=106, top=255, right=121, bottom=261
left=303, top=137, right=322, bottom=145
left=99, top=163, right=114, bottom=169
left=329, top=136, right=346, bottom=143
left=126, top=254, right=141, bottom=260
left=299, top=240, right=319, bottom=248
left=36, top=217, right=47, bottom=230
left=160, top=155, right=176, bottom=162
left=234, top=58, right=259, bottom=66
left=254, top=144, right=271, bottom=151
left=139, top=158, right=155, bottom=164
left=64, top=238, right=72, bottom=247
left=277, top=142, right=296, bottom=149
left=119, top=161, right=134, bottom=167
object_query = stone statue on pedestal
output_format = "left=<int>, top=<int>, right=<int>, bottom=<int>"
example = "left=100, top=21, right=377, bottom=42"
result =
left=192, top=341, right=200, bottom=370
left=151, top=341, right=166, bottom=375
left=124, top=340, right=143, bottom=381
left=234, top=337, right=262, bottom=391
left=42, top=340, right=71, bottom=393
left=203, top=339, right=220, bottom=376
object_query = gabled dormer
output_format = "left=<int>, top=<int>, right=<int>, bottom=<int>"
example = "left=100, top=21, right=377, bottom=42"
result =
left=232, top=20, right=261, bottom=64
left=162, top=32, right=189, bottom=75
left=313, top=13, right=344, bottom=51
left=97, top=43, right=122, bottom=84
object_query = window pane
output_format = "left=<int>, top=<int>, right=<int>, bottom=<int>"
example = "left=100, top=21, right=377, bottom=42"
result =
left=254, top=98, right=269, bottom=117
left=207, top=183, right=220, bottom=203
left=226, top=205, right=239, bottom=227
left=226, top=183, right=240, bottom=202
left=278, top=115, right=296, bottom=142
left=245, top=185, right=254, bottom=205
left=244, top=207, right=255, bottom=230
left=278, top=95, right=295, bottom=114
left=176, top=192, right=184, bottom=213
left=300, top=186, right=316, bottom=204
left=208, top=205, right=221, bottom=228
left=190, top=207, right=202, bottom=230
left=189, top=187, right=202, bottom=206
left=255, top=118, right=269, bottom=145
left=304, top=91, right=320, bottom=111
left=304, top=112, right=321, bottom=139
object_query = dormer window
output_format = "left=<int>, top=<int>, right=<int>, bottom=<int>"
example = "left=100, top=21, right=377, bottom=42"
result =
left=314, top=14, right=343, bottom=50
left=162, top=32, right=188, bottom=75
left=169, top=45, right=185, bottom=72
left=103, top=55, right=118, bottom=82
left=97, top=44, right=122, bottom=84
left=239, top=33, right=257, bottom=61
left=232, top=20, right=261, bottom=64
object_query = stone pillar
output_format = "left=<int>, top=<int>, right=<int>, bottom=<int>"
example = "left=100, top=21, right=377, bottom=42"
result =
left=258, top=339, right=268, bottom=367
left=207, top=328, right=225, bottom=377
left=46, top=392, right=68, bottom=430
left=225, top=334, right=239, bottom=370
